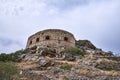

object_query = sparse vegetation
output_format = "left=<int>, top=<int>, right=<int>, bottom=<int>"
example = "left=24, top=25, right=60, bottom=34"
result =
left=0, top=49, right=29, bottom=62
left=0, top=62, right=21, bottom=80
left=14, top=48, right=30, bottom=54
left=0, top=53, right=18, bottom=62
left=60, top=65, right=72, bottom=70
left=63, top=47, right=86, bottom=56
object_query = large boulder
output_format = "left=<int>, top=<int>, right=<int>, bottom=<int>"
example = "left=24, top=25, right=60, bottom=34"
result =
left=63, top=53, right=76, bottom=61
left=39, top=59, right=50, bottom=67
left=38, top=48, right=56, bottom=57
left=31, top=56, right=38, bottom=61
left=76, top=40, right=96, bottom=50
left=24, top=54, right=31, bottom=61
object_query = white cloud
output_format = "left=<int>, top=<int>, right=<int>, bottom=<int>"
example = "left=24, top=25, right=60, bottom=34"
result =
left=0, top=0, right=120, bottom=53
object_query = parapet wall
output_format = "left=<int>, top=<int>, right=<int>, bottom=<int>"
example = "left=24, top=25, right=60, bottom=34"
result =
left=26, top=29, right=75, bottom=49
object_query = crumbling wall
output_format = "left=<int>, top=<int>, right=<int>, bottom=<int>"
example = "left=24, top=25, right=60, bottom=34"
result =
left=26, top=29, right=75, bottom=49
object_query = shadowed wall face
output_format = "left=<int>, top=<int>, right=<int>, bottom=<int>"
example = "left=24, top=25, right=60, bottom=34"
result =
left=26, top=29, right=75, bottom=48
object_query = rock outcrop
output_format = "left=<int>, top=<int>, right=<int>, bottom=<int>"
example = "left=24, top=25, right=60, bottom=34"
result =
left=76, top=40, right=96, bottom=50
left=16, top=40, right=120, bottom=80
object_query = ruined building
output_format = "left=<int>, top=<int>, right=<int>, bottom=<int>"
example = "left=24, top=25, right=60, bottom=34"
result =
left=26, top=29, right=75, bottom=52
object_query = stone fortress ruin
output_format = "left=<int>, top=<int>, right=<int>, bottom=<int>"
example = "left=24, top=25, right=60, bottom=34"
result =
left=26, top=29, right=76, bottom=52
left=18, top=29, right=120, bottom=80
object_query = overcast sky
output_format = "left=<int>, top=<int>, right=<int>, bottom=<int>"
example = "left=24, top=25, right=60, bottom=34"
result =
left=0, top=0, right=120, bottom=54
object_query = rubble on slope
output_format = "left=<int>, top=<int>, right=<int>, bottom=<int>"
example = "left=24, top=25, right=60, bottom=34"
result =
left=16, top=40, right=120, bottom=80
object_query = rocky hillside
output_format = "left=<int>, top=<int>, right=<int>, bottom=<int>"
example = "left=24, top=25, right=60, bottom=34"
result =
left=16, top=40, right=120, bottom=80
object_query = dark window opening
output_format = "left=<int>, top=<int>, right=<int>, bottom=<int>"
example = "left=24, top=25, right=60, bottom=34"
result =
left=36, top=38, right=39, bottom=42
left=41, top=32, right=44, bottom=35
left=58, top=40, right=60, bottom=44
left=29, top=41, right=32, bottom=45
left=64, top=37, right=68, bottom=41
left=45, top=36, right=50, bottom=40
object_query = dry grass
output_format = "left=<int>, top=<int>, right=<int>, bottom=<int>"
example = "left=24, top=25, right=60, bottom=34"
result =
left=16, top=61, right=38, bottom=69
left=78, top=69, right=88, bottom=75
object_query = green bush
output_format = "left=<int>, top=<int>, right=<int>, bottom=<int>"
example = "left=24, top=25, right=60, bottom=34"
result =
left=60, top=65, right=72, bottom=70
left=0, top=49, right=30, bottom=62
left=0, top=62, right=20, bottom=80
left=63, top=47, right=86, bottom=56
left=14, top=48, right=30, bottom=54
left=22, top=48, right=30, bottom=54
left=0, top=53, right=18, bottom=62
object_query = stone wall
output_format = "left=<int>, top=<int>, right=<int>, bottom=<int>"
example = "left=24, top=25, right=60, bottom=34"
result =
left=26, top=29, right=75, bottom=49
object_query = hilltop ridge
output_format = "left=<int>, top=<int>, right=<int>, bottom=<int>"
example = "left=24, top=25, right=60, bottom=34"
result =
left=16, top=40, right=120, bottom=80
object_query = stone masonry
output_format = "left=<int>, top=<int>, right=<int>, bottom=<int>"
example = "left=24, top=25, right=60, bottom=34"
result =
left=26, top=29, right=75, bottom=50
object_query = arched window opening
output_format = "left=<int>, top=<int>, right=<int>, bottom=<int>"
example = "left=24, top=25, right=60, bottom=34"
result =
left=45, top=35, right=50, bottom=40
left=29, top=40, right=32, bottom=45
left=36, top=38, right=39, bottom=42
left=58, top=40, right=60, bottom=44
left=64, top=37, right=68, bottom=41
